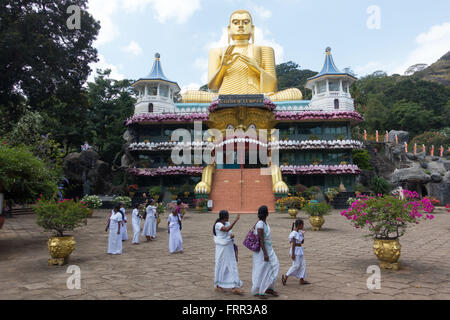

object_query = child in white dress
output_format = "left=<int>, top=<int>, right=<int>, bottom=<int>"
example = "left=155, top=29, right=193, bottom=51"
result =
left=281, top=219, right=310, bottom=285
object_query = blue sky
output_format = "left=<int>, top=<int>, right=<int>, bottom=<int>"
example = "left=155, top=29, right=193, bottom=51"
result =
left=87, top=0, right=450, bottom=91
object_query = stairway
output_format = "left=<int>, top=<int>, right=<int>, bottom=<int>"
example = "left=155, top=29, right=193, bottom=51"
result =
left=330, top=192, right=356, bottom=209
left=209, top=169, right=275, bottom=213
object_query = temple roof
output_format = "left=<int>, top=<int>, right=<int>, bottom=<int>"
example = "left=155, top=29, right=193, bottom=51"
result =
left=133, top=53, right=180, bottom=90
left=306, top=47, right=357, bottom=84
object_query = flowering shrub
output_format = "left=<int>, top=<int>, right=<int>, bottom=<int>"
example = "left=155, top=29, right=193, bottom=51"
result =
left=34, top=198, right=90, bottom=237
left=195, top=198, right=207, bottom=209
left=341, top=192, right=434, bottom=240
left=80, top=195, right=102, bottom=209
left=125, top=113, right=209, bottom=125
left=112, top=196, right=132, bottom=208
left=269, top=139, right=364, bottom=150
left=277, top=196, right=305, bottom=209
left=280, top=164, right=361, bottom=175
left=167, top=201, right=189, bottom=212
left=128, top=166, right=204, bottom=177
left=304, top=202, right=333, bottom=217
left=324, top=188, right=340, bottom=202
left=127, top=184, right=138, bottom=192
left=156, top=203, right=165, bottom=216
left=446, top=204, right=450, bottom=213
left=424, top=196, right=440, bottom=206
left=274, top=111, right=364, bottom=123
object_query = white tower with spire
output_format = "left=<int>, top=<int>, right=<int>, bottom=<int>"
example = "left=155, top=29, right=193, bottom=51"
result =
left=131, top=53, right=180, bottom=114
left=305, top=47, right=357, bottom=112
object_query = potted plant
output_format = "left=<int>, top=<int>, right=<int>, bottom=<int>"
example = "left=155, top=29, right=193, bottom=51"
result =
left=80, top=195, right=102, bottom=217
left=283, top=196, right=306, bottom=218
left=276, top=198, right=287, bottom=212
left=34, top=197, right=89, bottom=266
left=304, top=201, right=333, bottom=231
left=112, top=196, right=132, bottom=208
left=305, top=186, right=321, bottom=200
left=341, top=191, right=434, bottom=270
left=149, top=186, right=162, bottom=200
left=127, top=184, right=138, bottom=197
left=196, top=198, right=207, bottom=212
left=181, top=184, right=192, bottom=198
left=324, top=187, right=339, bottom=204
left=168, top=186, right=179, bottom=200
left=295, top=184, right=307, bottom=197
left=156, top=202, right=165, bottom=226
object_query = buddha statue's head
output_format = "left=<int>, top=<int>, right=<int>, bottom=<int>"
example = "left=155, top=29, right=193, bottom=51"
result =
left=228, top=10, right=254, bottom=44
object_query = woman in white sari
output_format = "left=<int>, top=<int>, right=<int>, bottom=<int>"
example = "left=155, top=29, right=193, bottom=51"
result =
left=168, top=207, right=183, bottom=253
left=142, top=200, right=156, bottom=241
left=131, top=204, right=142, bottom=244
left=213, top=210, right=243, bottom=295
left=119, top=203, right=128, bottom=241
left=251, top=205, right=280, bottom=299
left=106, top=206, right=122, bottom=255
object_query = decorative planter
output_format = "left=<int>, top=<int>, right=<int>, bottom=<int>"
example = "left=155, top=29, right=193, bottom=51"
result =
left=288, top=208, right=298, bottom=218
left=87, top=208, right=94, bottom=217
left=196, top=206, right=203, bottom=212
left=47, top=236, right=76, bottom=266
left=184, top=192, right=190, bottom=197
left=171, top=195, right=177, bottom=200
left=278, top=206, right=286, bottom=213
left=129, top=192, right=136, bottom=198
left=157, top=216, right=161, bottom=227
left=373, top=239, right=401, bottom=270
left=153, top=195, right=160, bottom=201
left=309, top=216, right=325, bottom=231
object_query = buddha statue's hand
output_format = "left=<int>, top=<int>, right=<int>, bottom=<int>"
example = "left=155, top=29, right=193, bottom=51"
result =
left=238, top=55, right=262, bottom=75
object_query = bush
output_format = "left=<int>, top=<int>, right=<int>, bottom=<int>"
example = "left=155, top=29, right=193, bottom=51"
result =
left=148, top=186, right=162, bottom=197
left=369, top=176, right=391, bottom=195
left=410, top=130, right=450, bottom=149
left=0, top=142, right=58, bottom=204
left=304, top=202, right=333, bottom=216
left=278, top=196, right=305, bottom=209
left=352, top=149, right=373, bottom=170
left=34, top=198, right=89, bottom=237
left=80, top=195, right=102, bottom=209
left=112, top=196, right=132, bottom=208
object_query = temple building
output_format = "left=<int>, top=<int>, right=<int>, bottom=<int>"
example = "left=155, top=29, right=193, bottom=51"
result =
left=124, top=49, right=363, bottom=212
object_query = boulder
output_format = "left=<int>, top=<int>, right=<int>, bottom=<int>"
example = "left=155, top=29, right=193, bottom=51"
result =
left=444, top=161, right=450, bottom=171
left=427, top=173, right=450, bottom=205
left=388, top=130, right=409, bottom=144
left=406, top=152, right=417, bottom=160
left=430, top=173, right=443, bottom=183
left=391, top=164, right=432, bottom=185
left=431, top=156, right=439, bottom=161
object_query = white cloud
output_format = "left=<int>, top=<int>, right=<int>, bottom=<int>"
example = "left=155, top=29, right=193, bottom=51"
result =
left=88, top=54, right=125, bottom=82
left=252, top=5, right=272, bottom=20
left=394, top=22, right=450, bottom=75
left=354, top=61, right=385, bottom=77
left=88, top=0, right=201, bottom=46
left=180, top=82, right=202, bottom=95
left=121, top=41, right=143, bottom=56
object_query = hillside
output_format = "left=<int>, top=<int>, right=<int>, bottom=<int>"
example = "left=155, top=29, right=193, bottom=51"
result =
left=412, top=51, right=450, bottom=86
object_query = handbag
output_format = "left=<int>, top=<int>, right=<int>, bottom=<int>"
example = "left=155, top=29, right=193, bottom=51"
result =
left=243, top=224, right=260, bottom=252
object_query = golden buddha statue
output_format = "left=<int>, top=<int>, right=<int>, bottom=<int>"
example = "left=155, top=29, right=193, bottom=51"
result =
left=182, top=10, right=303, bottom=103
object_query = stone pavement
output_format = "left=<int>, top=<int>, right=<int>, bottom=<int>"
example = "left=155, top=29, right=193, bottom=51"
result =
left=0, top=208, right=449, bottom=300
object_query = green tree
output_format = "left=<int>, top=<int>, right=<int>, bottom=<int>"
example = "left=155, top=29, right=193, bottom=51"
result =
left=276, top=61, right=316, bottom=100
left=390, top=101, right=434, bottom=136
left=86, top=69, right=135, bottom=162
left=0, top=0, right=100, bottom=136
left=363, top=93, right=389, bottom=133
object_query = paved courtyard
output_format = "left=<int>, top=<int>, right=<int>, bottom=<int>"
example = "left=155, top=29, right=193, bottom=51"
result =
left=0, top=207, right=449, bottom=300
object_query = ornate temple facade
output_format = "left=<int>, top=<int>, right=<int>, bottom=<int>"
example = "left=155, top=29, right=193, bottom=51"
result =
left=123, top=47, right=363, bottom=212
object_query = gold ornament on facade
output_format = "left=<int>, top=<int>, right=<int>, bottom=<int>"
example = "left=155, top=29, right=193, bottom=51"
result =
left=47, top=236, right=76, bottom=266
left=309, top=216, right=325, bottom=231
left=182, top=10, right=303, bottom=103
left=207, top=107, right=275, bottom=132
left=373, top=239, right=401, bottom=270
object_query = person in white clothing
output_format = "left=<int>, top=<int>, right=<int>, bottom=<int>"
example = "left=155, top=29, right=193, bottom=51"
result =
left=213, top=210, right=243, bottom=295
left=251, top=205, right=280, bottom=299
left=131, top=204, right=143, bottom=244
left=119, top=203, right=128, bottom=241
left=106, top=206, right=123, bottom=254
left=142, top=199, right=156, bottom=241
left=281, top=219, right=310, bottom=285
left=168, top=207, right=183, bottom=253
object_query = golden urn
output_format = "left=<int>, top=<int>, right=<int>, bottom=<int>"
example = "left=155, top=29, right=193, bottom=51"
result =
left=87, top=208, right=94, bottom=217
left=47, top=236, right=76, bottom=266
left=288, top=208, right=298, bottom=218
left=309, top=216, right=325, bottom=231
left=373, top=239, right=401, bottom=270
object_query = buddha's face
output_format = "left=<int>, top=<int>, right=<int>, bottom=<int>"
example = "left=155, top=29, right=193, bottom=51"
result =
left=229, top=12, right=253, bottom=41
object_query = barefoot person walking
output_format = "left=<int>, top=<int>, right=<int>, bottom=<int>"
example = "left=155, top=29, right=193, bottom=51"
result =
left=131, top=204, right=143, bottom=245
left=213, top=210, right=243, bottom=295
left=142, top=199, right=156, bottom=241
left=168, top=207, right=183, bottom=254
left=251, top=205, right=280, bottom=299
left=281, top=219, right=310, bottom=286
left=106, top=206, right=123, bottom=255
